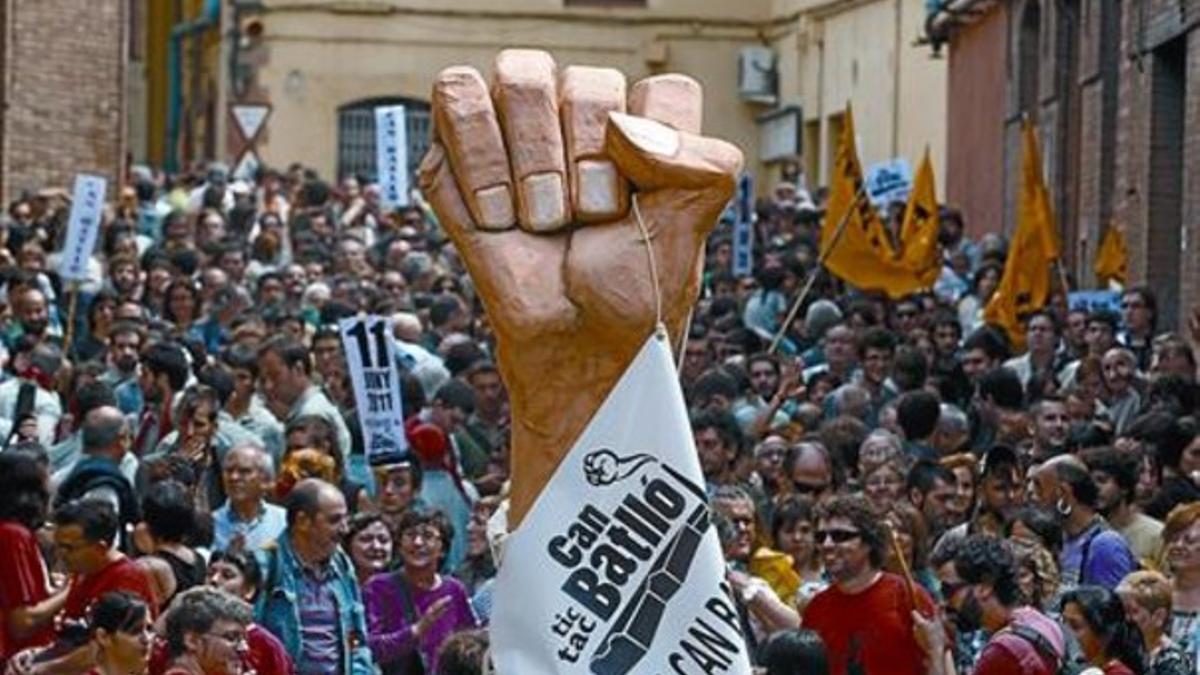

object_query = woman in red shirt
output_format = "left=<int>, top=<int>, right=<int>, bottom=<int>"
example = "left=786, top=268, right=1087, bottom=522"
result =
left=85, top=591, right=153, bottom=675
left=148, top=549, right=293, bottom=675
left=1061, top=586, right=1148, bottom=675
left=0, top=452, right=58, bottom=669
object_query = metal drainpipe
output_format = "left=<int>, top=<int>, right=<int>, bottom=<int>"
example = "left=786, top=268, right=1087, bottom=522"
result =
left=166, top=0, right=220, bottom=172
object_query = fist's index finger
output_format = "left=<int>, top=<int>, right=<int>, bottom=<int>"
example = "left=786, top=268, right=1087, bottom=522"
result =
left=432, top=66, right=515, bottom=231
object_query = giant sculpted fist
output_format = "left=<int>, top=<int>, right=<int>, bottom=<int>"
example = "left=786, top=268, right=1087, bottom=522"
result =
left=418, top=49, right=743, bottom=527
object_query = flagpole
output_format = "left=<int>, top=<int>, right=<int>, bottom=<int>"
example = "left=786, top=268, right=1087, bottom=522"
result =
left=1055, top=259, right=1071, bottom=299
left=62, top=281, right=80, bottom=356
left=768, top=185, right=867, bottom=355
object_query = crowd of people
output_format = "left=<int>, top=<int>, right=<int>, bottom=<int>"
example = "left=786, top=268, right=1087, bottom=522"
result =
left=0, top=160, right=1196, bottom=675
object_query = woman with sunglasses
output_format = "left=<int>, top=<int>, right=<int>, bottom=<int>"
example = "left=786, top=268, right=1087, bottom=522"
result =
left=85, top=591, right=153, bottom=675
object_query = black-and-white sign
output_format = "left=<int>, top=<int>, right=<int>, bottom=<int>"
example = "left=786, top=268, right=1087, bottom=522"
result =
left=339, top=315, right=408, bottom=463
left=491, top=333, right=751, bottom=674
left=58, top=174, right=107, bottom=282
left=375, top=105, right=409, bottom=210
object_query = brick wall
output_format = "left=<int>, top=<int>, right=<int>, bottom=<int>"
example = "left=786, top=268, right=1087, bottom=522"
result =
left=1113, top=0, right=1198, bottom=329
left=0, top=0, right=126, bottom=203
left=946, top=0, right=1199, bottom=329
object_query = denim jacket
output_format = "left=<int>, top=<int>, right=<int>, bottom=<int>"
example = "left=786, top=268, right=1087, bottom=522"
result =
left=256, top=534, right=377, bottom=674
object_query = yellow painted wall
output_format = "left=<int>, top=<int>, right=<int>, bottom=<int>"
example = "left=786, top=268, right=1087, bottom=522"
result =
left=219, top=0, right=946, bottom=193
left=767, top=0, right=946, bottom=193
left=257, top=1, right=772, bottom=181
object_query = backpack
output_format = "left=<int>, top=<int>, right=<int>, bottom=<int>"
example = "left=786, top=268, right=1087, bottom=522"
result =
left=1006, top=622, right=1083, bottom=675
left=54, top=457, right=141, bottom=552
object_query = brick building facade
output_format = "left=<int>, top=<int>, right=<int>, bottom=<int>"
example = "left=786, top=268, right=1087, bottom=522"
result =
left=931, top=0, right=1199, bottom=329
left=0, top=0, right=128, bottom=204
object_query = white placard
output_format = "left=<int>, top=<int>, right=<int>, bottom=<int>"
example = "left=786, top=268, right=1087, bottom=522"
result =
left=375, top=105, right=410, bottom=209
left=732, top=173, right=754, bottom=278
left=491, top=333, right=751, bottom=675
left=339, top=315, right=408, bottom=463
left=231, top=104, right=271, bottom=143
left=865, top=157, right=913, bottom=207
left=58, top=174, right=107, bottom=281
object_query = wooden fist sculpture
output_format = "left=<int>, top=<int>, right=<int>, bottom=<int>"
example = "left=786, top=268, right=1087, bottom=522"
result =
left=418, top=49, right=743, bottom=527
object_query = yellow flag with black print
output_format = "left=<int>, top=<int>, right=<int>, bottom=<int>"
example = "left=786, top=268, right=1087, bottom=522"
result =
left=897, top=148, right=942, bottom=287
left=984, top=119, right=1057, bottom=350
left=820, top=105, right=933, bottom=298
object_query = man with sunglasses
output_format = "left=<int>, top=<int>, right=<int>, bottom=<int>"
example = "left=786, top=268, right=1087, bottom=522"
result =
left=915, top=535, right=1065, bottom=675
left=784, top=441, right=835, bottom=501
left=802, top=494, right=936, bottom=675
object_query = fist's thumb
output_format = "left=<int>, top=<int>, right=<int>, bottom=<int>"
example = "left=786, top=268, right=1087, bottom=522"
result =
left=605, top=112, right=743, bottom=201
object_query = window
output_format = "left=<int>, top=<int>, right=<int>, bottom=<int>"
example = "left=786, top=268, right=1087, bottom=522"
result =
left=336, top=98, right=431, bottom=183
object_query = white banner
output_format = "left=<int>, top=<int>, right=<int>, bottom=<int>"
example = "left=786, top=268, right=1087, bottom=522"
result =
left=375, top=105, right=409, bottom=210
left=339, top=315, right=408, bottom=463
left=58, top=174, right=107, bottom=281
left=491, top=332, right=751, bottom=675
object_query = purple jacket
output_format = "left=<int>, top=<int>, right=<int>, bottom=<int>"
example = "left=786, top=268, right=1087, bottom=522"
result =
left=362, top=572, right=478, bottom=673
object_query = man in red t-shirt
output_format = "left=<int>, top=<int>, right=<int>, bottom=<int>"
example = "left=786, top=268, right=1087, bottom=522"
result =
left=54, top=498, right=158, bottom=622
left=916, top=534, right=1065, bottom=675
left=10, top=498, right=162, bottom=672
left=802, top=494, right=936, bottom=675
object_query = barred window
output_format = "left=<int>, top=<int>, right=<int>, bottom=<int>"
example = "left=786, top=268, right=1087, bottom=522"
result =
left=336, top=98, right=431, bottom=183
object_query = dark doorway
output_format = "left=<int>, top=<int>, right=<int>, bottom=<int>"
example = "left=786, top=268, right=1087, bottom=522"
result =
left=1147, top=37, right=1186, bottom=328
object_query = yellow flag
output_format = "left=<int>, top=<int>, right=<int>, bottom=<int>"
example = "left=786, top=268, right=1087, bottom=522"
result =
left=897, top=148, right=942, bottom=287
left=820, top=105, right=930, bottom=298
left=1094, top=223, right=1128, bottom=287
left=984, top=119, right=1056, bottom=350
left=1022, top=120, right=1062, bottom=261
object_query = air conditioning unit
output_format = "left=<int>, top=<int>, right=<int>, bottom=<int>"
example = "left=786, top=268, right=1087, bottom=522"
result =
left=738, top=46, right=778, bottom=105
